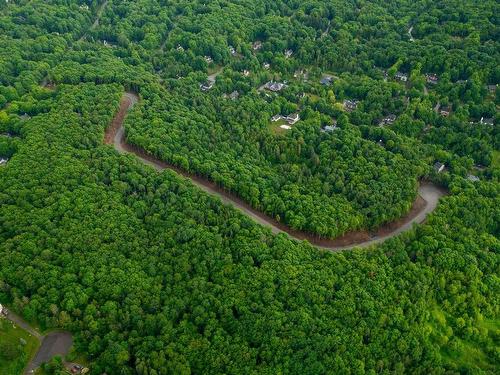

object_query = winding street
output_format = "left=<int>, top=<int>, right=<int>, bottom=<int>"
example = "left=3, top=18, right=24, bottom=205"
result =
left=108, top=93, right=446, bottom=252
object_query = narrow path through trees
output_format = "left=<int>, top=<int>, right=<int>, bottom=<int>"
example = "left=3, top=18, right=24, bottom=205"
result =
left=107, top=92, right=447, bottom=252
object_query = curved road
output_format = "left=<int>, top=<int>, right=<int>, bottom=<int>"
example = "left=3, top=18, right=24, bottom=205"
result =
left=109, top=93, right=446, bottom=251
left=4, top=310, right=73, bottom=374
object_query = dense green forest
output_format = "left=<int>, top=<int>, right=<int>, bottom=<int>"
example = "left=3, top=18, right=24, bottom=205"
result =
left=0, top=0, right=498, bottom=374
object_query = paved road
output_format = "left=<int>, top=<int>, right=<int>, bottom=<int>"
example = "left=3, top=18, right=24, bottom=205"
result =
left=110, top=93, right=446, bottom=252
left=25, top=332, right=73, bottom=374
left=5, top=311, right=42, bottom=340
left=3, top=310, right=73, bottom=374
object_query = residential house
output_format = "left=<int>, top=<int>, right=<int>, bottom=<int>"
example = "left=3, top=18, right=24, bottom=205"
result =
left=229, top=46, right=237, bottom=56
left=322, top=125, right=338, bottom=132
left=440, top=107, right=451, bottom=117
left=200, top=80, right=214, bottom=91
left=284, top=49, right=293, bottom=58
left=252, top=41, right=262, bottom=51
left=322, top=121, right=338, bottom=133
left=263, top=62, right=270, bottom=70
left=487, top=84, right=497, bottom=93
left=204, top=56, right=213, bottom=64
left=343, top=99, right=359, bottom=112
left=434, top=162, right=446, bottom=173
left=395, top=72, right=408, bottom=82
left=242, top=69, right=250, bottom=77
left=320, top=75, right=333, bottom=86
left=379, top=114, right=397, bottom=126
left=271, top=113, right=300, bottom=125
left=0, top=158, right=8, bottom=166
left=480, top=117, right=494, bottom=126
left=280, top=125, right=291, bottom=130
left=426, top=73, right=439, bottom=85
left=285, top=113, right=300, bottom=125
left=264, top=81, right=287, bottom=92
left=176, top=45, right=184, bottom=51
left=229, top=91, right=239, bottom=100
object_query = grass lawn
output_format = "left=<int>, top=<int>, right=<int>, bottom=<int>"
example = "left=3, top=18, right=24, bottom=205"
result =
left=491, top=150, right=500, bottom=169
left=0, top=317, right=40, bottom=375
left=269, top=119, right=292, bottom=135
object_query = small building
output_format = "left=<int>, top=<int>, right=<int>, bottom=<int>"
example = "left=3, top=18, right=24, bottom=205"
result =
left=321, top=121, right=338, bottom=132
left=480, top=117, right=494, bottom=126
left=343, top=99, right=359, bottom=112
left=284, top=49, right=293, bottom=58
left=280, top=125, right=291, bottom=130
left=320, top=75, right=333, bottom=86
left=0, top=158, right=8, bottom=166
left=176, top=45, right=184, bottom=51
left=263, top=62, right=270, bottom=70
left=229, top=91, right=239, bottom=100
left=229, top=46, right=237, bottom=56
left=264, top=81, right=287, bottom=92
left=379, top=114, right=397, bottom=126
left=426, top=73, right=439, bottom=85
left=434, top=162, right=446, bottom=173
left=20, top=113, right=31, bottom=121
left=252, top=41, right=262, bottom=51
left=79, top=4, right=89, bottom=10
left=0, top=303, right=7, bottom=316
left=200, top=80, right=214, bottom=91
left=394, top=72, right=408, bottom=82
left=204, top=56, right=213, bottom=64
left=271, top=115, right=283, bottom=122
left=242, top=69, right=250, bottom=77
left=467, top=174, right=480, bottom=182
left=440, top=108, right=451, bottom=117
left=285, top=113, right=300, bottom=125
left=487, top=84, right=497, bottom=93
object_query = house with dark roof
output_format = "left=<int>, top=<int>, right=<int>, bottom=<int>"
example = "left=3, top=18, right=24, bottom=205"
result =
left=320, top=75, right=333, bottom=86
left=487, top=84, right=497, bottom=93
left=426, top=73, right=439, bottom=84
left=379, top=114, right=397, bottom=126
left=343, top=99, right=359, bottom=112
left=480, top=117, right=494, bottom=126
left=200, top=80, right=214, bottom=91
left=440, top=107, right=451, bottom=117
left=264, top=81, right=287, bottom=92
